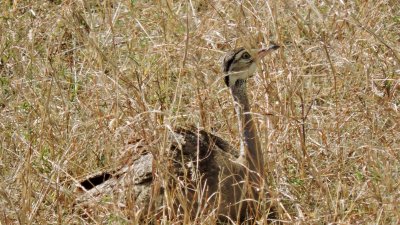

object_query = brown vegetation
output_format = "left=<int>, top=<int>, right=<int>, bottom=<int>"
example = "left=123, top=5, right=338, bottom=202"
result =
left=0, top=0, right=399, bottom=224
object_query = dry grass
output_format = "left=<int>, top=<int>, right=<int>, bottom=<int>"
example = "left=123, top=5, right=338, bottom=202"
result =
left=1, top=0, right=399, bottom=224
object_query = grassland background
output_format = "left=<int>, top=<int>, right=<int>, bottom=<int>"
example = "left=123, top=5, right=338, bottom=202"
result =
left=0, top=0, right=399, bottom=224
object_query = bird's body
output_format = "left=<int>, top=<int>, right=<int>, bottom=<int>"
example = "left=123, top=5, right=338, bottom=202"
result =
left=74, top=45, right=279, bottom=223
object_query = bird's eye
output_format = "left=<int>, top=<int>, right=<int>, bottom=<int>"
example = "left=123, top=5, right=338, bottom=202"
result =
left=241, top=52, right=251, bottom=59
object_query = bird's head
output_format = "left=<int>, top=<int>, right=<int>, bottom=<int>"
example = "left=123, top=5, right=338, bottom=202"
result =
left=222, top=45, right=279, bottom=87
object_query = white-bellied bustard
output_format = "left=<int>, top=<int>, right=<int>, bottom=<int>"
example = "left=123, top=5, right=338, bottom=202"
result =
left=74, top=45, right=280, bottom=223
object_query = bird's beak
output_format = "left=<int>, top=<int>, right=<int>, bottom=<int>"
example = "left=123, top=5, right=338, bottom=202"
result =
left=257, top=44, right=280, bottom=59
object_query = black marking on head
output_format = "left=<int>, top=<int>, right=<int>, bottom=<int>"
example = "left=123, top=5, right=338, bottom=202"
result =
left=223, top=47, right=245, bottom=73
left=224, top=76, right=229, bottom=87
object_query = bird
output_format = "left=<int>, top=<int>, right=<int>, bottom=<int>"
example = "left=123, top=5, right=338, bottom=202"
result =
left=73, top=45, right=280, bottom=223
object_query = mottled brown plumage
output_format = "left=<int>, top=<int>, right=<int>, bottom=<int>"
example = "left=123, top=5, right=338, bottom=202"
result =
left=73, top=45, right=279, bottom=223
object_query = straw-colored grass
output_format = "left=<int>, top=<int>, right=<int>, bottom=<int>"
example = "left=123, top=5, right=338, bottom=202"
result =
left=1, top=0, right=399, bottom=224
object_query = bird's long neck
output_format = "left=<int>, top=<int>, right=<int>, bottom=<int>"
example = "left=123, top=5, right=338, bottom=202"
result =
left=231, top=80, right=264, bottom=178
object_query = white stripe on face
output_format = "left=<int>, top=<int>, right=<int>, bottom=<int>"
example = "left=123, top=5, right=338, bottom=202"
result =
left=223, top=45, right=279, bottom=87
